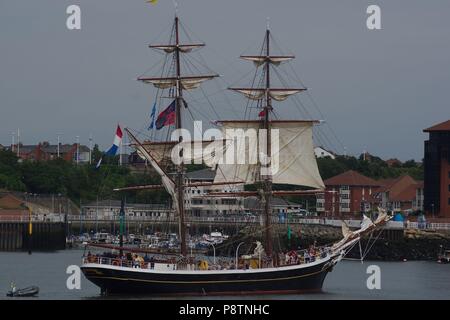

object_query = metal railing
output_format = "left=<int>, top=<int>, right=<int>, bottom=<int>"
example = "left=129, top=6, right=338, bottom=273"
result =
left=64, top=215, right=450, bottom=231
left=0, top=215, right=65, bottom=223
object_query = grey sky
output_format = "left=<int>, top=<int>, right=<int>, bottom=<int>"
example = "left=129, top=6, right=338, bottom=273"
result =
left=1, top=0, right=449, bottom=161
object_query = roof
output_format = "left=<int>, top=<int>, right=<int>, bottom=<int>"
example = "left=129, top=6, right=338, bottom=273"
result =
left=0, top=192, right=80, bottom=214
left=185, top=168, right=216, bottom=181
left=324, top=170, right=380, bottom=187
left=385, top=158, right=402, bottom=167
left=9, top=143, right=90, bottom=154
left=15, top=145, right=37, bottom=154
left=40, top=144, right=90, bottom=153
left=377, top=175, right=423, bottom=202
left=0, top=194, right=27, bottom=210
left=423, top=120, right=450, bottom=132
left=314, top=146, right=336, bottom=156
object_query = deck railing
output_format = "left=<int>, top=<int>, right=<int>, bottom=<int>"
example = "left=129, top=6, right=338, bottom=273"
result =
left=81, top=246, right=332, bottom=270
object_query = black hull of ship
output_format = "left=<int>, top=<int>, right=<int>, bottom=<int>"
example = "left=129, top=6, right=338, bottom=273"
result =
left=81, top=259, right=335, bottom=296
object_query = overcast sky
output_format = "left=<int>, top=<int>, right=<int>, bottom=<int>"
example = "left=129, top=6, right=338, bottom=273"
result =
left=1, top=0, right=449, bottom=161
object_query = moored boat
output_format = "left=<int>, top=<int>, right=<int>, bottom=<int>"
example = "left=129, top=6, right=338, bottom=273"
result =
left=6, top=285, right=39, bottom=297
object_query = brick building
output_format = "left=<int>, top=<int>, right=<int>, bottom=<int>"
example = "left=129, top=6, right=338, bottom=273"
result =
left=9, top=141, right=90, bottom=163
left=376, top=175, right=424, bottom=213
left=316, top=170, right=380, bottom=216
left=316, top=170, right=425, bottom=216
left=423, top=120, right=450, bottom=218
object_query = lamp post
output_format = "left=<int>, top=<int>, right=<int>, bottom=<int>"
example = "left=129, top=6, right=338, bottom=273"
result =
left=11, top=132, right=15, bottom=153
left=57, top=133, right=62, bottom=158
left=75, top=135, right=80, bottom=164
left=89, top=134, right=93, bottom=164
left=235, top=242, right=244, bottom=269
left=210, top=243, right=216, bottom=265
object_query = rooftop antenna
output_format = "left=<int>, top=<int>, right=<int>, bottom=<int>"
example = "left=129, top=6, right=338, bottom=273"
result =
left=266, top=17, right=270, bottom=31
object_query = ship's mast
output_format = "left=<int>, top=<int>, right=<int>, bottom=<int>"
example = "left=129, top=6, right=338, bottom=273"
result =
left=136, top=15, right=218, bottom=257
left=229, top=26, right=307, bottom=262
left=174, top=16, right=187, bottom=256
left=263, top=28, right=273, bottom=259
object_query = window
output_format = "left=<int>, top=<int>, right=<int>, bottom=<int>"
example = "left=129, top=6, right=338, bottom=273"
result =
left=448, top=184, right=450, bottom=192
left=222, top=199, right=237, bottom=205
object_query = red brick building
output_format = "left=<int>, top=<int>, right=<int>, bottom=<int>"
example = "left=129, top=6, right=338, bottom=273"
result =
left=317, top=170, right=425, bottom=216
left=423, top=120, right=450, bottom=218
left=9, top=142, right=90, bottom=163
left=316, top=170, right=381, bottom=217
left=376, top=175, right=424, bottom=213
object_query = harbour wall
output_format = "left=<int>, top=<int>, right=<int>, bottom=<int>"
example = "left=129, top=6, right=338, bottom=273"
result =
left=212, top=224, right=450, bottom=261
left=0, top=222, right=66, bottom=251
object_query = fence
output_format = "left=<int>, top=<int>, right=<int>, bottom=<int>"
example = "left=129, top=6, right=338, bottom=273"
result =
left=4, top=213, right=447, bottom=231
left=63, top=214, right=450, bottom=230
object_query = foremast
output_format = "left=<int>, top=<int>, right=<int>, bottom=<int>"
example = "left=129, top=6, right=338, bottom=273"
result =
left=136, top=15, right=218, bottom=257
left=174, top=16, right=187, bottom=257
left=263, top=28, right=273, bottom=259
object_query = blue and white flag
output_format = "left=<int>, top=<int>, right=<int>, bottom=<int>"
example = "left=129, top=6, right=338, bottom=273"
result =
left=96, top=125, right=123, bottom=168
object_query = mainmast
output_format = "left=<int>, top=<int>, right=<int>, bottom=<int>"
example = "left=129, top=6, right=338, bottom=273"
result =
left=137, top=15, right=218, bottom=257
left=229, top=26, right=307, bottom=262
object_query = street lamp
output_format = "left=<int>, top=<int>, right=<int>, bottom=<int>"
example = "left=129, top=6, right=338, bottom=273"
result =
left=57, top=132, right=62, bottom=158
left=235, top=242, right=245, bottom=269
left=210, top=243, right=216, bottom=265
left=75, top=135, right=80, bottom=164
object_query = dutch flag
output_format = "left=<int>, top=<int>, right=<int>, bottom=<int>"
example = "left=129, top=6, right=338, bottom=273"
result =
left=96, top=125, right=123, bottom=168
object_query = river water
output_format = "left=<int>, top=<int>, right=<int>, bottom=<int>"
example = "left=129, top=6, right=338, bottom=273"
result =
left=0, top=249, right=449, bottom=300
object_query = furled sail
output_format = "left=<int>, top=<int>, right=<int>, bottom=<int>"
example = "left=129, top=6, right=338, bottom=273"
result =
left=374, top=207, right=389, bottom=225
left=149, top=43, right=205, bottom=53
left=213, top=120, right=325, bottom=189
left=136, top=139, right=227, bottom=167
left=240, top=55, right=295, bottom=67
left=229, top=88, right=306, bottom=101
left=138, top=75, right=218, bottom=90
left=341, top=222, right=353, bottom=239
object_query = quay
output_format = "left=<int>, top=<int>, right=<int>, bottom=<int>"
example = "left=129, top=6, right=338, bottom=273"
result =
left=0, top=221, right=66, bottom=251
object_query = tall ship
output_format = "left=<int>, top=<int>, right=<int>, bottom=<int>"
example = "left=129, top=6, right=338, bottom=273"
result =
left=81, top=14, right=390, bottom=296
